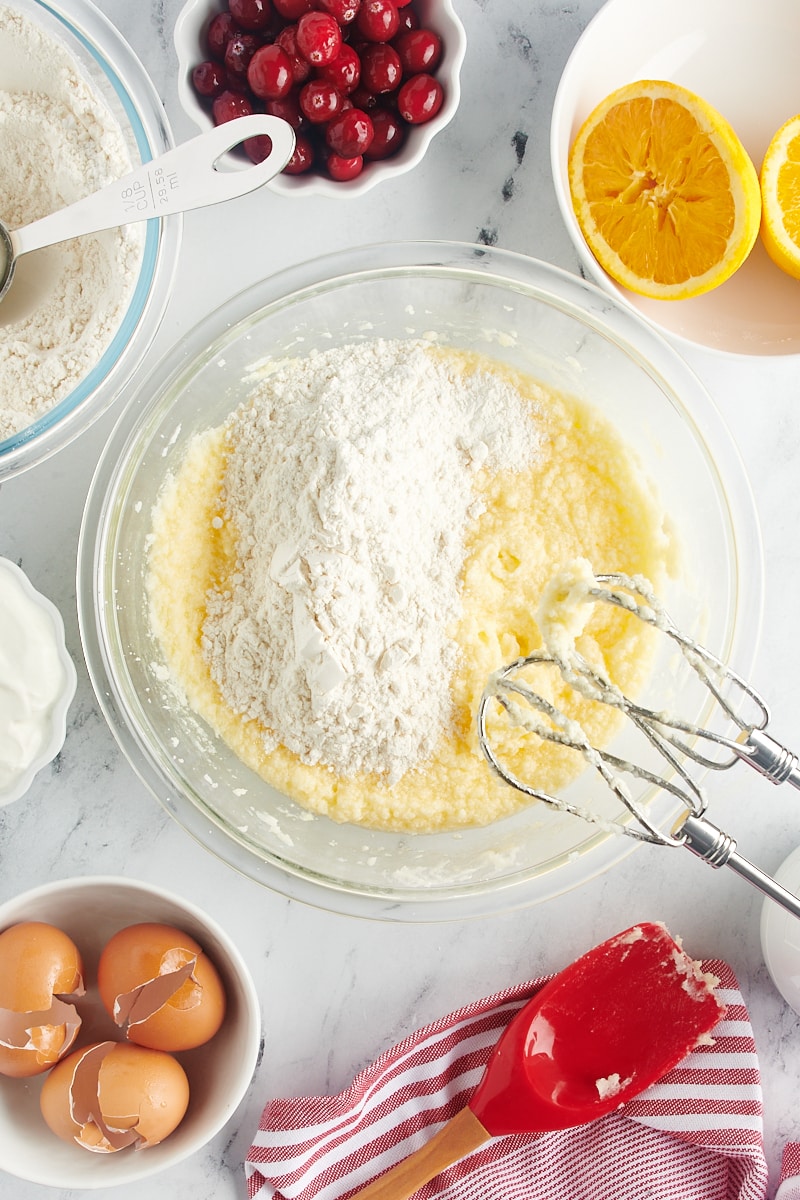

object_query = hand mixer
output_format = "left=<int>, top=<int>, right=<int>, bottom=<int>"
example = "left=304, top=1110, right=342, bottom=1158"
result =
left=477, top=570, right=800, bottom=920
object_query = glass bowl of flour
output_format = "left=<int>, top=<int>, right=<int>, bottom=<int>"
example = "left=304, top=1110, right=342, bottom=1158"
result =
left=77, top=242, right=763, bottom=920
left=0, top=0, right=180, bottom=481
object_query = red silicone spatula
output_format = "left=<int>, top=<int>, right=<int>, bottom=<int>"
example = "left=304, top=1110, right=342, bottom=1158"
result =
left=348, top=922, right=725, bottom=1200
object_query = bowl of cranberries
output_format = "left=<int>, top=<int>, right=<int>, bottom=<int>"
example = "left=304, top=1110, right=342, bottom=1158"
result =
left=174, top=0, right=466, bottom=194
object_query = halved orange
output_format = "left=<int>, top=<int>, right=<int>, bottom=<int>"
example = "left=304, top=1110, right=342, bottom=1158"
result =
left=760, top=113, right=800, bottom=280
left=568, top=80, right=761, bottom=300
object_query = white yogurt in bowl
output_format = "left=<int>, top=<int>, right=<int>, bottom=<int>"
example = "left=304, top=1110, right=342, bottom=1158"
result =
left=0, top=557, right=77, bottom=805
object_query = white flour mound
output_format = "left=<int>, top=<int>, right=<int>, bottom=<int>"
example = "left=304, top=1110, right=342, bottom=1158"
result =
left=202, top=339, right=542, bottom=782
left=0, top=5, right=143, bottom=443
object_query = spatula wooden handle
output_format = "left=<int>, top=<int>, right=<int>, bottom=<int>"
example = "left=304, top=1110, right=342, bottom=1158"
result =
left=346, top=1106, right=492, bottom=1200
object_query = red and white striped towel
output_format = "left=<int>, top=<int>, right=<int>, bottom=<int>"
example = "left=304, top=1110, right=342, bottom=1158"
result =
left=246, top=960, right=796, bottom=1200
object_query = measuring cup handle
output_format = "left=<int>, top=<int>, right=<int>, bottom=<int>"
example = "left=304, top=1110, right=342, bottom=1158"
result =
left=345, top=1107, right=492, bottom=1200
left=12, top=115, right=295, bottom=257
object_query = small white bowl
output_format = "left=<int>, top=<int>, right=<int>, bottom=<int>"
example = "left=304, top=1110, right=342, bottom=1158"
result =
left=0, top=876, right=261, bottom=1189
left=550, top=0, right=800, bottom=357
left=0, top=557, right=77, bottom=806
left=174, top=0, right=466, bottom=198
left=761, top=845, right=800, bottom=1017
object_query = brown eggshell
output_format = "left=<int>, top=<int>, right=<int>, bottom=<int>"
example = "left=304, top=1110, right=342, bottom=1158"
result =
left=97, top=922, right=226, bottom=1051
left=40, top=1040, right=190, bottom=1152
left=0, top=922, right=84, bottom=1078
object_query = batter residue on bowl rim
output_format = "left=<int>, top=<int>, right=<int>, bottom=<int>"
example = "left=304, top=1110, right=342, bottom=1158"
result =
left=146, top=339, right=676, bottom=833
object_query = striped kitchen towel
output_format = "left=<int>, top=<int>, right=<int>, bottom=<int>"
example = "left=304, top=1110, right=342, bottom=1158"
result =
left=777, top=1145, right=800, bottom=1199
left=246, top=959, right=776, bottom=1200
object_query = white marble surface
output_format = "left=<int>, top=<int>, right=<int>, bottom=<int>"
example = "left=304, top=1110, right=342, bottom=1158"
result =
left=2, top=0, right=800, bottom=1196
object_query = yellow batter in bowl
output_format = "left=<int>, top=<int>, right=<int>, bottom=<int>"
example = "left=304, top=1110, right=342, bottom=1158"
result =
left=146, top=345, right=674, bottom=833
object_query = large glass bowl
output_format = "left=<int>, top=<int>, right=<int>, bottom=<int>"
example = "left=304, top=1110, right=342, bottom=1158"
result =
left=0, top=0, right=180, bottom=481
left=77, top=242, right=764, bottom=920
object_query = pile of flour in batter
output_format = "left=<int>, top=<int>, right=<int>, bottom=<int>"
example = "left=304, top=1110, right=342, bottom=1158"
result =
left=202, top=339, right=543, bottom=782
left=0, top=5, right=143, bottom=443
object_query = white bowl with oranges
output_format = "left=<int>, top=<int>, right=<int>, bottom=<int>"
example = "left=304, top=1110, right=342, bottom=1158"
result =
left=550, top=0, right=800, bottom=356
left=0, top=876, right=260, bottom=1188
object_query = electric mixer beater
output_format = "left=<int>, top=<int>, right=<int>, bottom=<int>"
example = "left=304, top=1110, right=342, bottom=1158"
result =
left=477, top=569, right=800, bottom=919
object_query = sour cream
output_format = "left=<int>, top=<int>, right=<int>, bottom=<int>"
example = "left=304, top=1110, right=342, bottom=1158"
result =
left=0, top=559, right=75, bottom=799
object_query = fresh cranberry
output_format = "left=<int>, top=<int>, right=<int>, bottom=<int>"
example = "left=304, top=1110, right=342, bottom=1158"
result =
left=397, top=72, right=442, bottom=123
left=283, top=132, right=315, bottom=172
left=360, top=43, right=401, bottom=92
left=206, top=11, right=240, bottom=59
left=395, top=7, right=418, bottom=31
left=295, top=11, right=342, bottom=64
left=244, top=133, right=274, bottom=162
left=192, top=59, right=226, bottom=97
left=275, top=25, right=313, bottom=84
left=326, top=151, right=363, bottom=180
left=348, top=84, right=378, bottom=110
left=299, top=79, right=344, bottom=122
left=364, top=106, right=404, bottom=158
left=224, top=66, right=250, bottom=92
left=212, top=88, right=254, bottom=123
left=224, top=32, right=261, bottom=82
left=393, top=28, right=441, bottom=74
left=272, top=0, right=313, bottom=17
left=355, top=0, right=399, bottom=42
left=316, top=0, right=360, bottom=21
left=229, top=0, right=273, bottom=31
left=325, top=106, right=374, bottom=155
left=247, top=43, right=293, bottom=97
left=317, top=44, right=361, bottom=93
left=394, top=0, right=413, bottom=6
left=265, top=91, right=305, bottom=129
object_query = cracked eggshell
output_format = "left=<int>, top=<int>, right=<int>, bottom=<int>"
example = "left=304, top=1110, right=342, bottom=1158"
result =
left=0, top=921, right=84, bottom=1078
left=40, top=1041, right=190, bottom=1152
left=97, top=922, right=226, bottom=1051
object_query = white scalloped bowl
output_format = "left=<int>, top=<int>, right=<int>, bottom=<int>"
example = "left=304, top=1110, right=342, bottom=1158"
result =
left=0, top=557, right=77, bottom=806
left=0, top=876, right=261, bottom=1188
left=174, top=0, right=466, bottom=197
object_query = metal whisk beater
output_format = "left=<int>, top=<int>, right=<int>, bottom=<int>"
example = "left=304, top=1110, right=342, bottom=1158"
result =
left=477, top=571, right=800, bottom=920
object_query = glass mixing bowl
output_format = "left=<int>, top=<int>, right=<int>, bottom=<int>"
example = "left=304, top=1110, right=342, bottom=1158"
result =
left=0, top=0, right=180, bottom=481
left=77, top=242, right=764, bottom=920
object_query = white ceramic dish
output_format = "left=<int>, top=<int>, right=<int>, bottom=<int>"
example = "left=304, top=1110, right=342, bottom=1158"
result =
left=0, top=557, right=77, bottom=806
left=550, top=0, right=800, bottom=357
left=761, top=845, right=800, bottom=1016
left=0, top=876, right=261, bottom=1189
left=174, top=0, right=466, bottom=197
left=0, top=0, right=180, bottom=481
left=77, top=241, right=764, bottom=921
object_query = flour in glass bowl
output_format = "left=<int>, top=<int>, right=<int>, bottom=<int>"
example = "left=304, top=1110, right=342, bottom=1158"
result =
left=0, top=4, right=143, bottom=443
left=201, top=339, right=542, bottom=783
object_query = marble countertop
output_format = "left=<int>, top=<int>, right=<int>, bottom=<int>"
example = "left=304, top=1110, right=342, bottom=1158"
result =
left=2, top=0, right=800, bottom=1196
